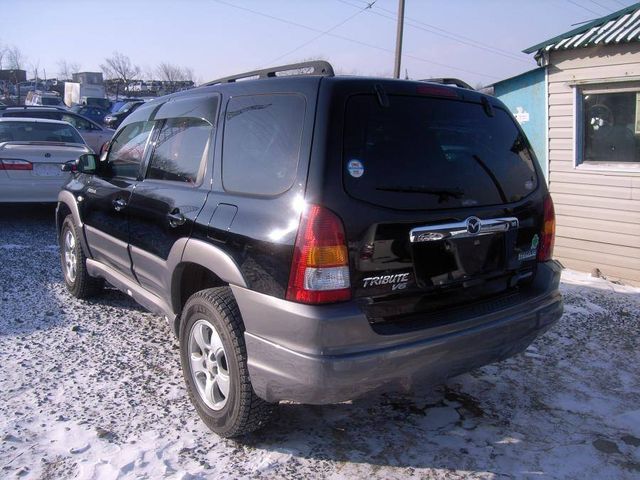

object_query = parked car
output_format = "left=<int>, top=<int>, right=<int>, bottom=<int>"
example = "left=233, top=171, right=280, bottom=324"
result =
left=69, top=105, right=109, bottom=125
left=109, top=98, right=142, bottom=113
left=103, top=100, right=144, bottom=128
left=17, top=81, right=39, bottom=96
left=81, top=97, right=111, bottom=110
left=0, top=118, right=91, bottom=202
left=0, top=106, right=114, bottom=153
left=55, top=61, right=563, bottom=438
left=25, top=90, right=66, bottom=107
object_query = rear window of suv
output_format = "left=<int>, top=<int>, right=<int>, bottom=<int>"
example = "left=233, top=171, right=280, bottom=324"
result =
left=343, top=94, right=539, bottom=210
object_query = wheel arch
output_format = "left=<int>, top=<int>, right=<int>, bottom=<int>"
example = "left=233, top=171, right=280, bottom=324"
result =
left=56, top=190, right=92, bottom=257
left=170, top=239, right=248, bottom=336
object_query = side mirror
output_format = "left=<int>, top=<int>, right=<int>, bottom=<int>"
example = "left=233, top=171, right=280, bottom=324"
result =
left=77, top=153, right=99, bottom=174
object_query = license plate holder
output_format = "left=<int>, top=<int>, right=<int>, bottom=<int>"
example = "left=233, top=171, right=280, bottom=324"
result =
left=34, top=163, right=64, bottom=177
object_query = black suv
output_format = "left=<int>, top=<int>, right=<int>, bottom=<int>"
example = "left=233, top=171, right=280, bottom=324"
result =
left=56, top=61, right=563, bottom=437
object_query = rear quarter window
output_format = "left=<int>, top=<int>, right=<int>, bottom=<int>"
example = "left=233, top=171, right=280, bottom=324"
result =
left=222, top=94, right=306, bottom=196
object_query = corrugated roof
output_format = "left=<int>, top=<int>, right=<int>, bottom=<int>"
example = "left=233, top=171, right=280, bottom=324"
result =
left=523, top=3, right=640, bottom=55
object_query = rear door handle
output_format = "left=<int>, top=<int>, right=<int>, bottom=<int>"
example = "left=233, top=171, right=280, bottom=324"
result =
left=112, top=198, right=126, bottom=212
left=167, top=210, right=186, bottom=228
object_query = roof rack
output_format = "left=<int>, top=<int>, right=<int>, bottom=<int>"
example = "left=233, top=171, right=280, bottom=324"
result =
left=205, top=60, right=334, bottom=86
left=420, top=78, right=474, bottom=90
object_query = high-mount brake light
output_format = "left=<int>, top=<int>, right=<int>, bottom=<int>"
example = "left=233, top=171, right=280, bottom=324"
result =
left=416, top=85, right=459, bottom=98
left=537, top=194, right=556, bottom=262
left=286, top=204, right=351, bottom=304
left=0, top=159, right=33, bottom=170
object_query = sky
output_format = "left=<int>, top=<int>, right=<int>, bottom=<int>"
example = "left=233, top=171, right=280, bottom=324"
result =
left=2, top=0, right=638, bottom=87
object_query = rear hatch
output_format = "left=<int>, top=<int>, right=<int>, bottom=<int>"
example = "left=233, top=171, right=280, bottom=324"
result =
left=323, top=80, right=546, bottom=328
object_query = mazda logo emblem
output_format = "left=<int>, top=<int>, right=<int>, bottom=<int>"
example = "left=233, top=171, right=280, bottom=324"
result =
left=466, top=216, right=481, bottom=235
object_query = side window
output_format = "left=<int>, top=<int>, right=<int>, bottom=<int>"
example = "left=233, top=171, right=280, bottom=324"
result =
left=146, top=117, right=212, bottom=184
left=62, top=114, right=91, bottom=131
left=222, top=94, right=305, bottom=195
left=104, top=121, right=153, bottom=178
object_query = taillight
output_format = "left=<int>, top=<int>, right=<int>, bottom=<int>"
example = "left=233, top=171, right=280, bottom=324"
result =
left=286, top=204, right=351, bottom=304
left=537, top=194, right=555, bottom=262
left=416, top=85, right=459, bottom=98
left=0, top=159, right=32, bottom=170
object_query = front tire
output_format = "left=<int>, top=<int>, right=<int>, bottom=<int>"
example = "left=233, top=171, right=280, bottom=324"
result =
left=60, top=215, right=103, bottom=298
left=180, top=287, right=274, bottom=437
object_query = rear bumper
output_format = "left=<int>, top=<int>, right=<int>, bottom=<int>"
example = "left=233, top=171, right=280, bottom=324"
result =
left=233, top=261, right=563, bottom=404
left=0, top=178, right=67, bottom=203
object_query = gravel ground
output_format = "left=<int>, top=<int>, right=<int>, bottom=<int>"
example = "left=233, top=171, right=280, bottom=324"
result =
left=1, top=205, right=639, bottom=480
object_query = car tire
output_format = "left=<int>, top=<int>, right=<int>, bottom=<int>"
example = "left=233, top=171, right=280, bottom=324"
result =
left=180, top=287, right=274, bottom=438
left=60, top=215, right=104, bottom=298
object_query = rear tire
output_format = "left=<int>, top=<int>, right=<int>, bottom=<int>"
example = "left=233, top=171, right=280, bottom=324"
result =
left=60, top=215, right=104, bottom=298
left=180, top=287, right=274, bottom=437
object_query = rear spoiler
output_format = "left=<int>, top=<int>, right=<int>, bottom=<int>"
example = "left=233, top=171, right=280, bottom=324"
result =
left=0, top=140, right=89, bottom=149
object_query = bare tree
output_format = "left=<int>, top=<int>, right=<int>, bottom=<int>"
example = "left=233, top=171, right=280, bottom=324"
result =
left=57, top=60, right=81, bottom=80
left=0, top=42, right=6, bottom=70
left=6, top=45, right=25, bottom=70
left=30, top=60, right=40, bottom=81
left=100, top=52, right=140, bottom=92
left=156, top=62, right=192, bottom=93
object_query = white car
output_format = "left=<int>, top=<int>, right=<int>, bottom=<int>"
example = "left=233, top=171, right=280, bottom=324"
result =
left=0, top=107, right=114, bottom=154
left=0, top=118, right=91, bottom=202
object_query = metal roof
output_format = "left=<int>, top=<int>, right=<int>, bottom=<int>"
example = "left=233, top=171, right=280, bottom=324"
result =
left=523, top=3, right=640, bottom=55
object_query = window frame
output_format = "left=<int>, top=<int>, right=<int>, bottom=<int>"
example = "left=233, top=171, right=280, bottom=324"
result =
left=574, top=82, right=640, bottom=173
left=100, top=120, right=156, bottom=180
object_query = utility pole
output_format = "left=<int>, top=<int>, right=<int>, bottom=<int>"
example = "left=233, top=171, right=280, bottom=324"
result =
left=393, top=0, right=405, bottom=79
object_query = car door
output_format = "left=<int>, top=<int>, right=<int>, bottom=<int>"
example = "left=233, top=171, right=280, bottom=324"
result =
left=81, top=120, right=154, bottom=277
left=61, top=112, right=106, bottom=153
left=127, top=95, right=219, bottom=296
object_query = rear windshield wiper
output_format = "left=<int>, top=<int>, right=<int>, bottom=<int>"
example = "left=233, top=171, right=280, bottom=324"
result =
left=376, top=185, right=464, bottom=202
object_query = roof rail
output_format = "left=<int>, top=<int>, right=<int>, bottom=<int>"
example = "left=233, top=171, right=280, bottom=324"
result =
left=421, top=78, right=474, bottom=90
left=205, top=60, right=334, bottom=86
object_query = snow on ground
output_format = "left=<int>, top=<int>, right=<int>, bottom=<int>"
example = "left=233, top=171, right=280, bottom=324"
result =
left=1, top=206, right=639, bottom=480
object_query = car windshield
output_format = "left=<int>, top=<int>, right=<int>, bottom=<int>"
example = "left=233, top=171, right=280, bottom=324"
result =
left=0, top=121, right=84, bottom=144
left=343, top=94, right=539, bottom=210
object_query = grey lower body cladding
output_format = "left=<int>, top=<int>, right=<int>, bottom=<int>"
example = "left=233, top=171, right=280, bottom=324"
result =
left=232, top=261, right=563, bottom=404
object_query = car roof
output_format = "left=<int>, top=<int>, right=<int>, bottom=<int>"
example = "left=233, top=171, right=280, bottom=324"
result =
left=0, top=106, right=66, bottom=111
left=0, top=117, right=71, bottom=125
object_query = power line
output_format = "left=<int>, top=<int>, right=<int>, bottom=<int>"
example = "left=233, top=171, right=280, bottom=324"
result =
left=264, top=1, right=376, bottom=66
left=212, top=0, right=500, bottom=79
left=566, top=0, right=604, bottom=16
left=342, top=0, right=530, bottom=63
left=586, top=0, right=615, bottom=12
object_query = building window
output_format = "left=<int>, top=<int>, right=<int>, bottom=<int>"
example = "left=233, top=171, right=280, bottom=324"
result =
left=579, top=89, right=640, bottom=164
